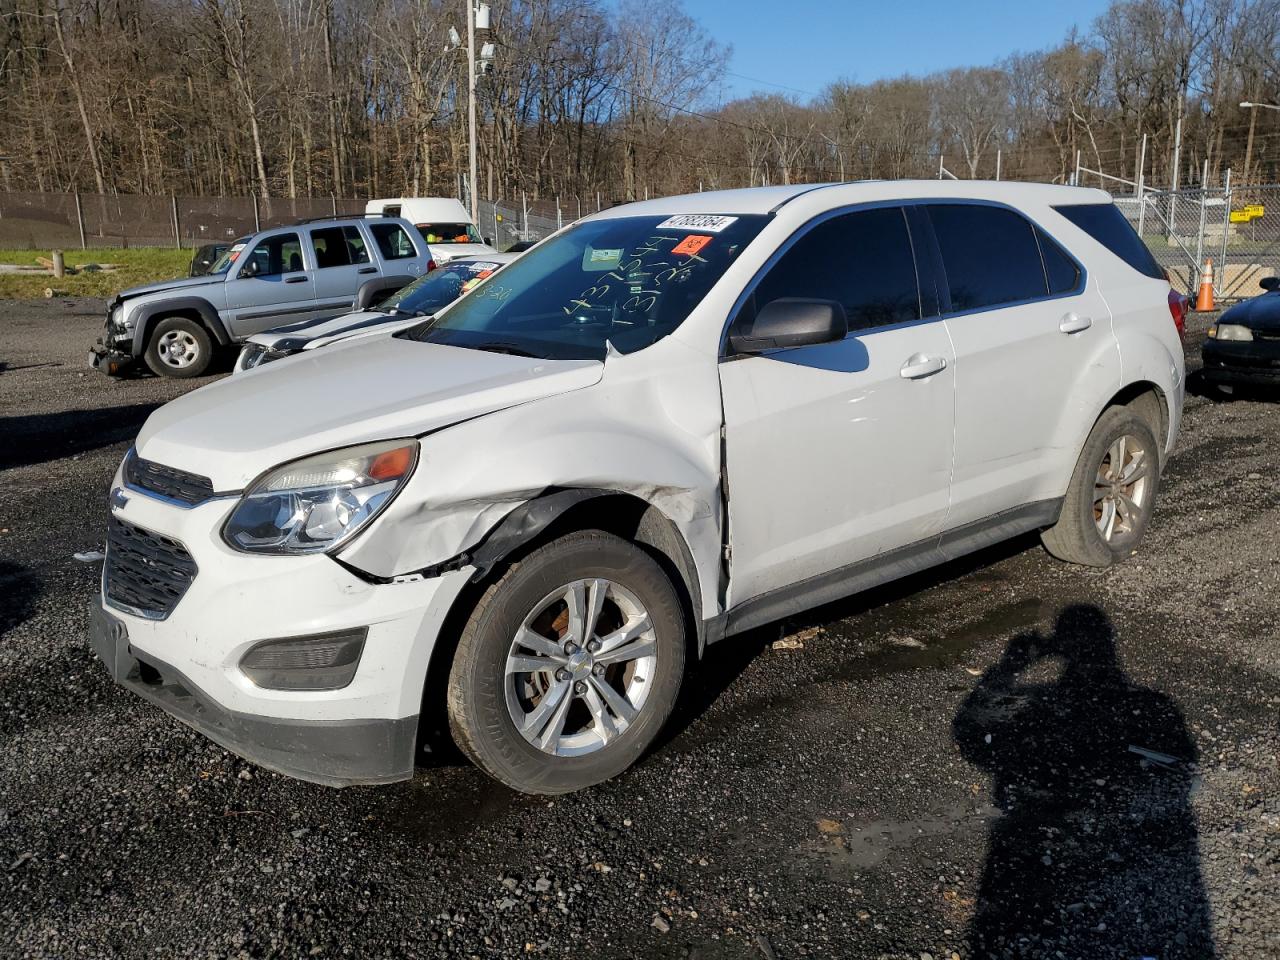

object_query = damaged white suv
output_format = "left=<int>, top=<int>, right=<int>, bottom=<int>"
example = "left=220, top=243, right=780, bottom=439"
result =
left=92, top=182, right=1184, bottom=794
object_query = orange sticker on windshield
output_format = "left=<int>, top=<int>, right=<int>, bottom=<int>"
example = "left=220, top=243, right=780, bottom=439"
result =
left=672, top=234, right=712, bottom=257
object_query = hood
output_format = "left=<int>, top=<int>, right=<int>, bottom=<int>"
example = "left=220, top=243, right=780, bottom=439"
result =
left=246, top=310, right=402, bottom=348
left=115, top=274, right=219, bottom=303
left=136, top=336, right=604, bottom=490
left=1219, top=290, right=1280, bottom=331
left=430, top=243, right=499, bottom=262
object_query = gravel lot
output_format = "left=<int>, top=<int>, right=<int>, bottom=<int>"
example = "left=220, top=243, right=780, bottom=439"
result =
left=1, top=298, right=1277, bottom=960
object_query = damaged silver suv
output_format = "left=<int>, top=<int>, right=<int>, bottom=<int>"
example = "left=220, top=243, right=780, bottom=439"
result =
left=91, top=182, right=1183, bottom=794
left=91, top=215, right=431, bottom=377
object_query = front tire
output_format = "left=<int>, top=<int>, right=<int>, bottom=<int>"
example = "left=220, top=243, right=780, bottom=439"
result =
left=144, top=317, right=213, bottom=378
left=447, top=531, right=686, bottom=794
left=1041, top=405, right=1162, bottom=567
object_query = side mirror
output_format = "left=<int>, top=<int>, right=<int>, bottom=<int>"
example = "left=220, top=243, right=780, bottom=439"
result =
left=1260, top=276, right=1279, bottom=292
left=483, top=236, right=494, bottom=246
left=729, top=298, right=848, bottom=354
left=240, top=259, right=260, bottom=278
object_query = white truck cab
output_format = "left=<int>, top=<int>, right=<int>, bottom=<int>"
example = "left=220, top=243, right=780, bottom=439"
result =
left=93, top=182, right=1183, bottom=795
left=365, top=197, right=497, bottom=263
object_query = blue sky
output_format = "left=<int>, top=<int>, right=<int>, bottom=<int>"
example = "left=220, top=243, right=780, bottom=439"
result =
left=697, top=0, right=1116, bottom=101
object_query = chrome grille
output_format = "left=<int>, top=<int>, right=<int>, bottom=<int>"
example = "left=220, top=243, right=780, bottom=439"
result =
left=104, top=517, right=198, bottom=620
left=125, top=452, right=215, bottom=506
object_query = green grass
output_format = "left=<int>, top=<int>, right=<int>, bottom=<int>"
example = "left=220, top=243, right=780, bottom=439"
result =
left=0, top=247, right=192, bottom=299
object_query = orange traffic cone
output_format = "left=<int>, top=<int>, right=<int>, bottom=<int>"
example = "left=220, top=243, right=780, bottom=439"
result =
left=1195, top=257, right=1215, bottom=312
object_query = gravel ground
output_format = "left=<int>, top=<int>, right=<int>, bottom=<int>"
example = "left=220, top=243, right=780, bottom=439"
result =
left=1, top=299, right=1276, bottom=960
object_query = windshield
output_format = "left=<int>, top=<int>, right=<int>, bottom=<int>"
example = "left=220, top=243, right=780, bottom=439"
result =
left=418, top=222, right=483, bottom=245
left=208, top=238, right=249, bottom=275
left=401, top=214, right=768, bottom=360
left=380, top=259, right=508, bottom=315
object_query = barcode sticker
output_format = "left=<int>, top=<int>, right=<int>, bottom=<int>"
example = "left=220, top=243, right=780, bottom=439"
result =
left=655, top=214, right=739, bottom=233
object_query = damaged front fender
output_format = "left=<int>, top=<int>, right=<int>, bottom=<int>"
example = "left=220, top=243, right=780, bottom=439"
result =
left=334, top=337, right=728, bottom=621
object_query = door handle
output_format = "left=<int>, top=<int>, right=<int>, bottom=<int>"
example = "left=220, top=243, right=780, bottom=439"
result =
left=899, top=353, right=947, bottom=380
left=358, top=266, right=378, bottom=274
left=1059, top=312, right=1092, bottom=333
left=284, top=275, right=307, bottom=283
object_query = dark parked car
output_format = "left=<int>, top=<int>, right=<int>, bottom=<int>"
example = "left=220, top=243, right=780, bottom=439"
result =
left=189, top=241, right=235, bottom=277
left=1200, top=275, right=1280, bottom=393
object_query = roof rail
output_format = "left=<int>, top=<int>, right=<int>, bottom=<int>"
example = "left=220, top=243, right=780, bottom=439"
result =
left=293, top=213, right=374, bottom=225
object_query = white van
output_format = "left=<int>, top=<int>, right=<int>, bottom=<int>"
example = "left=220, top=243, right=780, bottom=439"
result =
left=364, top=197, right=497, bottom=263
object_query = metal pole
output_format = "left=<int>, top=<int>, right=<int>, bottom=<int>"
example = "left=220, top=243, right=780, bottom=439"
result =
left=1137, top=133, right=1148, bottom=238
left=1074, top=149, right=1082, bottom=186
left=576, top=196, right=582, bottom=221
left=1220, top=167, right=1232, bottom=295
left=556, top=196, right=562, bottom=231
left=521, top=190, right=527, bottom=239
left=331, top=194, right=337, bottom=217
left=466, top=0, right=479, bottom=226
left=171, top=195, right=180, bottom=248
left=1194, top=159, right=1209, bottom=271
left=995, top=149, right=1001, bottom=181
left=1169, top=115, right=1183, bottom=240
left=938, top=154, right=944, bottom=180
left=492, top=206, right=499, bottom=246
left=252, top=192, right=261, bottom=233
left=74, top=192, right=86, bottom=250
left=596, top=191, right=601, bottom=212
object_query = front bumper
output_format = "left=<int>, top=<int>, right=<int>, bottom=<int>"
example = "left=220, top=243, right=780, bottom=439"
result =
left=91, top=311, right=138, bottom=376
left=93, top=483, right=474, bottom=785
left=1201, top=337, right=1280, bottom=385
left=91, top=600, right=416, bottom=786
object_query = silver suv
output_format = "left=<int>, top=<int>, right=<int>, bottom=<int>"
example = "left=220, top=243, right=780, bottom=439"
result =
left=91, top=215, right=432, bottom=378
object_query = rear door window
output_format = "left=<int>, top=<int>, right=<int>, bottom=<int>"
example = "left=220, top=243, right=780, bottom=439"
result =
left=1053, top=202, right=1164, bottom=280
left=927, top=204, right=1048, bottom=312
left=370, top=222, right=418, bottom=261
left=745, top=206, right=922, bottom=332
left=310, top=225, right=371, bottom=269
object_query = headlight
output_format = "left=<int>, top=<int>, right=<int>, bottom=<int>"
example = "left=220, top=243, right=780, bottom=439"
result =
left=1209, top=323, right=1253, bottom=341
left=223, top=439, right=418, bottom=554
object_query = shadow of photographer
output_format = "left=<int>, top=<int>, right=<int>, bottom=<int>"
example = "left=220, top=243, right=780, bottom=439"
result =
left=953, top=604, right=1214, bottom=959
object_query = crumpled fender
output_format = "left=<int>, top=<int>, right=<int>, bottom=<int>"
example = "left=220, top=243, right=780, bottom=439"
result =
left=336, top=335, right=727, bottom=620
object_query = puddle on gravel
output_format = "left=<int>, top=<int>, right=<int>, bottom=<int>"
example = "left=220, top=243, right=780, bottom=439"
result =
left=827, top=597, right=1051, bottom=679
left=373, top=770, right=523, bottom=844
left=813, top=802, right=1001, bottom=872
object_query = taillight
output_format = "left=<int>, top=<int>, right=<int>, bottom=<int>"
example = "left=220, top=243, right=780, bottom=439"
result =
left=1162, top=269, right=1186, bottom=339
left=426, top=258, right=436, bottom=272
left=1167, top=288, right=1187, bottom=339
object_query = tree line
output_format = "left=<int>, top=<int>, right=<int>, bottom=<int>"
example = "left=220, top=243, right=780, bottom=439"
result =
left=1, top=0, right=1278, bottom=204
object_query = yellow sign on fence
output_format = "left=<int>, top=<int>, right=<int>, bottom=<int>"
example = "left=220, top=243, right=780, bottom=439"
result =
left=1230, top=204, right=1265, bottom=223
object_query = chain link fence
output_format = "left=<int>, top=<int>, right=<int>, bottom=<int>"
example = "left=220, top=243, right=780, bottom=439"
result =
left=0, top=190, right=605, bottom=252
left=1113, top=183, right=1280, bottom=302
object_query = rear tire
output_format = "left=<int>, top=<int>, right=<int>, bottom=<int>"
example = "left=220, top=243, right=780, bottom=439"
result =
left=447, top=531, right=686, bottom=794
left=144, top=317, right=213, bottom=378
left=1041, top=405, right=1161, bottom=567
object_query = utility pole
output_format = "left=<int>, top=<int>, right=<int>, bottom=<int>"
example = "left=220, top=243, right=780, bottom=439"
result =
left=466, top=0, right=478, bottom=225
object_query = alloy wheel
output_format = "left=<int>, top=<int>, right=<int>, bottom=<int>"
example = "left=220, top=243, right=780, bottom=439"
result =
left=1094, top=433, right=1151, bottom=543
left=504, top=578, right=657, bottom=757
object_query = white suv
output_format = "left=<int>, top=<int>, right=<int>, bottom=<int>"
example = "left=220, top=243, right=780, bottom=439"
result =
left=91, top=182, right=1184, bottom=794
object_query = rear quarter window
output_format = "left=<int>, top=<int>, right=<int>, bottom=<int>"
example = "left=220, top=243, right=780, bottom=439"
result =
left=1053, top=203, right=1164, bottom=281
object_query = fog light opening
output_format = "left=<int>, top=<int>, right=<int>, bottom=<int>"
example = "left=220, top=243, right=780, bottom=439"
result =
left=239, top=628, right=367, bottom=691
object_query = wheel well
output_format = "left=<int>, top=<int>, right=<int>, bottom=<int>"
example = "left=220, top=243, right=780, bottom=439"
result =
left=414, top=492, right=704, bottom=760
left=139, top=306, right=228, bottom=351
left=1106, top=381, right=1168, bottom=456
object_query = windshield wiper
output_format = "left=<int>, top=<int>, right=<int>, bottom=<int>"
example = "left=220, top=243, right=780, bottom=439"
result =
left=467, top=340, right=541, bottom=358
